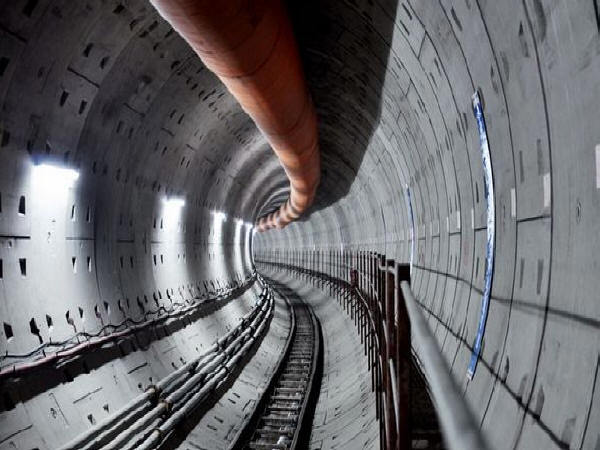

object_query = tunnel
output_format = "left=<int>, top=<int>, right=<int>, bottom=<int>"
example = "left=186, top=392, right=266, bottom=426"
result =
left=0, top=0, right=598, bottom=449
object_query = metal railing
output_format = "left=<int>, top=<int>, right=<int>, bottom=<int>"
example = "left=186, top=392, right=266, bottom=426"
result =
left=256, top=248, right=488, bottom=450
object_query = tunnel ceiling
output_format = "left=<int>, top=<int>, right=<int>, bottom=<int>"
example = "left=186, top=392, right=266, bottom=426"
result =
left=0, top=0, right=290, bottom=223
left=0, top=0, right=599, bottom=449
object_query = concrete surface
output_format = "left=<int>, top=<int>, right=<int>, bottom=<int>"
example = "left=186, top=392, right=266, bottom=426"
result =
left=257, top=2, right=600, bottom=449
left=0, top=0, right=598, bottom=449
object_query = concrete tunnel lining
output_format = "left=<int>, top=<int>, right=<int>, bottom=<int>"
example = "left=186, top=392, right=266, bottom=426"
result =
left=0, top=0, right=598, bottom=449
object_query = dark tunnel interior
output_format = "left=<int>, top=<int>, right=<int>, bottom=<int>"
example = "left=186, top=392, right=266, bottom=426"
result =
left=0, top=0, right=598, bottom=449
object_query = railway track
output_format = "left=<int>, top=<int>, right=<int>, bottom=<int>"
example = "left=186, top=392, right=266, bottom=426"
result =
left=239, top=284, right=321, bottom=450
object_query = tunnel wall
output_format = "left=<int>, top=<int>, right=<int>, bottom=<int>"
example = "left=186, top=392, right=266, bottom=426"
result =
left=256, top=1, right=600, bottom=449
left=0, top=1, right=283, bottom=448
left=0, top=0, right=598, bottom=449
left=0, top=0, right=265, bottom=357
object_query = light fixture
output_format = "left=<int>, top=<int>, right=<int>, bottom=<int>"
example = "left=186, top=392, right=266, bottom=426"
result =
left=162, top=197, right=185, bottom=230
left=32, top=163, right=80, bottom=189
left=211, top=210, right=227, bottom=222
left=162, top=197, right=185, bottom=207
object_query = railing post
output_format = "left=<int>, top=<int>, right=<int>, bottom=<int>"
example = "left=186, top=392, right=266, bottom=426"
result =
left=395, top=263, right=411, bottom=450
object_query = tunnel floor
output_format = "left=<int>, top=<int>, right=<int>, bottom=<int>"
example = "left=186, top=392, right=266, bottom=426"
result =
left=237, top=269, right=444, bottom=450
left=263, top=270, right=379, bottom=450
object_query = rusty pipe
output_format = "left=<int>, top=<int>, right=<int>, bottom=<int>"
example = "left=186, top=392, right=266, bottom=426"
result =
left=150, top=0, right=320, bottom=232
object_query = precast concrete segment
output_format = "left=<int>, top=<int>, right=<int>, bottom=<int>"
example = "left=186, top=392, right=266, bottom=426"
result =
left=0, top=1, right=598, bottom=450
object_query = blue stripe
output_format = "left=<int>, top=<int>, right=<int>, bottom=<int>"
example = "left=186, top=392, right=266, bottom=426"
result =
left=467, top=91, right=496, bottom=379
left=405, top=186, right=415, bottom=275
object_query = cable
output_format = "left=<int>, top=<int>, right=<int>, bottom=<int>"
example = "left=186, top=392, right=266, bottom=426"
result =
left=0, top=275, right=256, bottom=377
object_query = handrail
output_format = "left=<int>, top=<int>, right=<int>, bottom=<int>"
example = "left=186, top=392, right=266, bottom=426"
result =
left=400, top=281, right=489, bottom=450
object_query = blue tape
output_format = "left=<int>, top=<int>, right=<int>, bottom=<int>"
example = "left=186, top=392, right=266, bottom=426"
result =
left=405, top=186, right=415, bottom=275
left=467, top=91, right=495, bottom=379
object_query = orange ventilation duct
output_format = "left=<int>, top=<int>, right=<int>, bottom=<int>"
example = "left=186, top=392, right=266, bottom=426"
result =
left=150, top=0, right=320, bottom=232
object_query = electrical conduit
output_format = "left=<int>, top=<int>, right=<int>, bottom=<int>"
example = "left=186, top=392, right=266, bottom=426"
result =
left=149, top=0, right=321, bottom=231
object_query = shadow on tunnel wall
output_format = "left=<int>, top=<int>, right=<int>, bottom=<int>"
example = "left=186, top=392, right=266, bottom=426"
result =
left=286, top=0, right=397, bottom=216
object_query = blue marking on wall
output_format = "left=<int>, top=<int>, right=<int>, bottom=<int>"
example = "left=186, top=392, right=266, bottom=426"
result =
left=405, top=185, right=415, bottom=275
left=468, top=91, right=496, bottom=379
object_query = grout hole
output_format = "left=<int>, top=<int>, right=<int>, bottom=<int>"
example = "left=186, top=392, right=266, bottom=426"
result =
left=29, top=317, right=42, bottom=343
left=18, top=196, right=26, bottom=215
left=83, top=43, right=93, bottom=58
left=99, top=56, right=109, bottom=69
left=59, top=90, right=69, bottom=107
left=3, top=322, right=13, bottom=341
left=78, top=100, right=88, bottom=115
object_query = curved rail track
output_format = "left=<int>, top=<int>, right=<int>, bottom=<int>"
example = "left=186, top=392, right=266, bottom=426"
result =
left=236, top=281, right=321, bottom=450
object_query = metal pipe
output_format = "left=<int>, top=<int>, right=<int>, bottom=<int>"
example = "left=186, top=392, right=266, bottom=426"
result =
left=400, top=282, right=489, bottom=450
left=61, top=286, right=272, bottom=450
left=59, top=343, right=219, bottom=450
left=136, top=300, right=272, bottom=449
left=150, top=0, right=320, bottom=231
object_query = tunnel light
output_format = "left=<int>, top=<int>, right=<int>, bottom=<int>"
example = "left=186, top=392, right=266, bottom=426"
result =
left=245, top=222, right=254, bottom=229
left=32, top=164, right=80, bottom=189
left=163, top=197, right=185, bottom=208
left=162, top=197, right=185, bottom=231
left=234, top=218, right=244, bottom=248
left=211, top=210, right=227, bottom=222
